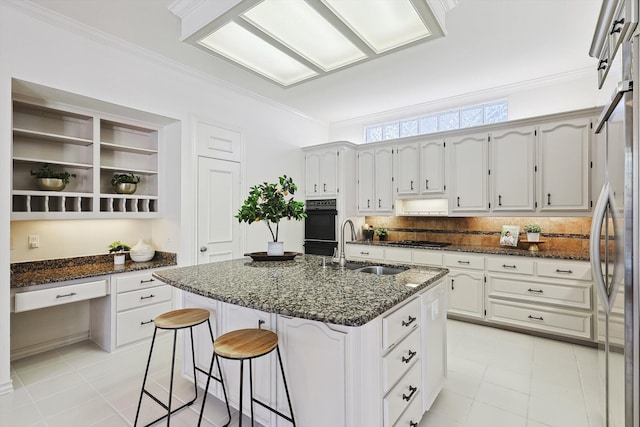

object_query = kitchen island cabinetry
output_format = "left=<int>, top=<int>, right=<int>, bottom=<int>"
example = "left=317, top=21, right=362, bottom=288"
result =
left=448, top=132, right=489, bottom=214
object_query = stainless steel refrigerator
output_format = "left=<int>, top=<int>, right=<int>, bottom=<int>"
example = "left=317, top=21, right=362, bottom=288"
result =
left=591, top=33, right=639, bottom=427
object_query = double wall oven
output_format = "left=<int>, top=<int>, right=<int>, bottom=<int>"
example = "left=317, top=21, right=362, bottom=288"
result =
left=304, top=199, right=338, bottom=256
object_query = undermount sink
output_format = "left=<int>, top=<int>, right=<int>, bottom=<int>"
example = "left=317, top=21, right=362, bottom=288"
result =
left=353, top=265, right=407, bottom=276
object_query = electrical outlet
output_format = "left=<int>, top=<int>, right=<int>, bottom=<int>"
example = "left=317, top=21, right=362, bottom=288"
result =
left=28, top=235, right=39, bottom=248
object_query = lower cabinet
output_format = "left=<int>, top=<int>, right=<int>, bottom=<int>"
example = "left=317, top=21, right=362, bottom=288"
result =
left=446, top=270, right=484, bottom=319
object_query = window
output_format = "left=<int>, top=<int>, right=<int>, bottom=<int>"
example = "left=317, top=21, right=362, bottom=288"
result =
left=364, top=100, right=508, bottom=143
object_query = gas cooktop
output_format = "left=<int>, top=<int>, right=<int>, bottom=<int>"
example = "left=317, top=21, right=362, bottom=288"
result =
left=385, top=240, right=451, bottom=248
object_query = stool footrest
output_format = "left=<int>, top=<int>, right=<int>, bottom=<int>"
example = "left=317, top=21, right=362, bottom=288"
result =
left=252, top=398, right=295, bottom=424
left=139, top=389, right=196, bottom=427
left=194, top=365, right=224, bottom=385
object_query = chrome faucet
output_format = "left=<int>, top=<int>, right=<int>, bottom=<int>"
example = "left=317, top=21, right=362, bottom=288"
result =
left=339, top=218, right=356, bottom=268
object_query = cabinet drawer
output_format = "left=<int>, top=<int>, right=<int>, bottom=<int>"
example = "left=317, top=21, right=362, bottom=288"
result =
left=117, top=301, right=172, bottom=346
left=488, top=276, right=592, bottom=310
left=117, top=285, right=172, bottom=312
left=384, top=362, right=421, bottom=427
left=383, top=298, right=420, bottom=350
left=392, top=389, right=423, bottom=427
left=486, top=257, right=534, bottom=275
left=412, top=250, right=443, bottom=266
left=116, top=271, right=161, bottom=293
left=486, top=299, right=592, bottom=340
left=385, top=248, right=412, bottom=264
left=346, top=244, right=384, bottom=261
left=383, top=328, right=421, bottom=393
left=14, top=279, right=108, bottom=313
left=536, top=260, right=591, bottom=281
left=444, top=253, right=484, bottom=270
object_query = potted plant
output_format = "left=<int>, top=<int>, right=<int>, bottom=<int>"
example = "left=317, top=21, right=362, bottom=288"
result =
left=30, top=163, right=76, bottom=191
left=111, top=172, right=141, bottom=194
left=375, top=227, right=388, bottom=241
left=108, top=240, right=131, bottom=265
left=523, top=223, right=543, bottom=242
left=235, top=175, right=306, bottom=256
left=362, top=224, right=375, bottom=241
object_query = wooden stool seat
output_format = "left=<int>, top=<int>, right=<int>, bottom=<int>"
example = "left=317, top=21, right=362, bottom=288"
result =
left=214, top=328, right=278, bottom=359
left=154, top=308, right=210, bottom=329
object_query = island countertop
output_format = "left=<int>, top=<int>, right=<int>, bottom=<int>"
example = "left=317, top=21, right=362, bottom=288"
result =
left=153, top=254, right=448, bottom=327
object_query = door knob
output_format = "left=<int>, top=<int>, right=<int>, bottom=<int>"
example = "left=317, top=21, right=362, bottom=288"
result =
left=200, top=246, right=208, bottom=252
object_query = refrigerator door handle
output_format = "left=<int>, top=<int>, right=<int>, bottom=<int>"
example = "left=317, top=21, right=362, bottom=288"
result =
left=590, top=182, right=613, bottom=313
left=595, top=80, right=633, bottom=133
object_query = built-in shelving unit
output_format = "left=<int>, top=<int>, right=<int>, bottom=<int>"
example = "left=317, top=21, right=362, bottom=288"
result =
left=12, top=98, right=162, bottom=220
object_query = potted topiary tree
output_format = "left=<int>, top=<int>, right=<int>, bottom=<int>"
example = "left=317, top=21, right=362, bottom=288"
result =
left=524, top=223, right=543, bottom=242
left=30, top=163, right=76, bottom=191
left=235, top=175, right=306, bottom=256
left=108, top=240, right=131, bottom=265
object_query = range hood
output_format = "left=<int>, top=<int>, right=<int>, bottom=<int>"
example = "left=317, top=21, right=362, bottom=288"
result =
left=395, top=198, right=449, bottom=216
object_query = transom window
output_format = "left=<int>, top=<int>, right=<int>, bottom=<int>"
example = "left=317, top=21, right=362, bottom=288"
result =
left=364, top=100, right=508, bottom=143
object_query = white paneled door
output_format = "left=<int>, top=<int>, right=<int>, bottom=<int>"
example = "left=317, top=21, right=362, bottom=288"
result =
left=197, top=157, right=241, bottom=264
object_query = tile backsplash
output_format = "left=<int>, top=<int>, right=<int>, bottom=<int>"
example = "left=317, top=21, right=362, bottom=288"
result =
left=364, top=216, right=591, bottom=252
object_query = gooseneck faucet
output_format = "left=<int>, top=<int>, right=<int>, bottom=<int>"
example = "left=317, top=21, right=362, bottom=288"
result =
left=339, top=218, right=356, bottom=268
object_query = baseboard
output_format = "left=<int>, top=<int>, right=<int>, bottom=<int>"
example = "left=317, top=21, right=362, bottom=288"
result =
left=10, top=331, right=90, bottom=361
left=0, top=379, right=14, bottom=396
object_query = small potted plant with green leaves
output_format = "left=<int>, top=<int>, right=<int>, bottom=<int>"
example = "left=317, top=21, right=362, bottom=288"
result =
left=375, top=227, right=388, bottom=241
left=111, top=172, right=141, bottom=194
left=108, top=240, right=131, bottom=265
left=362, top=224, right=375, bottom=241
left=235, top=175, right=306, bottom=256
left=30, top=163, right=76, bottom=191
left=523, top=223, right=543, bottom=242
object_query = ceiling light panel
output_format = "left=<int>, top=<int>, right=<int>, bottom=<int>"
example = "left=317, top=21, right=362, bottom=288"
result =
left=198, top=21, right=318, bottom=86
left=242, top=0, right=366, bottom=71
left=322, top=0, right=431, bottom=53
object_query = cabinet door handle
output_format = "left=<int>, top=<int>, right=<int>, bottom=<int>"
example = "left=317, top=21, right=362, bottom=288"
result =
left=498, top=195, right=502, bottom=206
left=547, top=193, right=551, bottom=205
left=402, top=315, right=417, bottom=327
left=402, top=349, right=417, bottom=364
left=611, top=18, right=625, bottom=34
left=141, top=319, right=154, bottom=325
left=140, top=278, right=156, bottom=283
left=402, top=385, right=418, bottom=401
left=527, top=288, right=543, bottom=294
left=502, top=264, right=516, bottom=269
left=457, top=260, right=470, bottom=264
left=451, top=279, right=455, bottom=291
left=598, top=59, right=608, bottom=71
left=410, top=180, right=414, bottom=190
left=528, top=315, right=544, bottom=321
left=56, top=292, right=77, bottom=299
left=367, top=199, right=371, bottom=208
left=140, top=294, right=155, bottom=300
left=425, top=179, right=429, bottom=189
left=323, top=183, right=326, bottom=192
left=314, top=184, right=317, bottom=192
left=457, top=196, right=460, bottom=207
left=555, top=269, right=573, bottom=274
left=378, top=199, right=382, bottom=208
left=360, top=251, right=370, bottom=255
left=410, top=422, right=418, bottom=427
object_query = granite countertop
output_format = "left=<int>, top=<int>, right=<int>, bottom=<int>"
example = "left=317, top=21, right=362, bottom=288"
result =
left=11, top=252, right=177, bottom=289
left=348, top=241, right=590, bottom=261
left=153, top=254, right=448, bottom=327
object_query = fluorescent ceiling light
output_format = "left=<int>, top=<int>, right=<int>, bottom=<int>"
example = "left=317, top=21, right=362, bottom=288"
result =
left=176, top=0, right=456, bottom=87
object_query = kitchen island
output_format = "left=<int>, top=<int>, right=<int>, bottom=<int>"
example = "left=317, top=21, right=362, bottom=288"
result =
left=154, top=254, right=448, bottom=427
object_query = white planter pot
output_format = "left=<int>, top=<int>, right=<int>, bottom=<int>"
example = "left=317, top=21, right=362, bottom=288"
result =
left=527, top=232, right=540, bottom=242
left=130, top=238, right=155, bottom=262
left=113, top=254, right=126, bottom=265
left=267, top=241, right=285, bottom=256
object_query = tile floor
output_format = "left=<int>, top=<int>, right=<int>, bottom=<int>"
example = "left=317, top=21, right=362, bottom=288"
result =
left=2, top=320, right=601, bottom=427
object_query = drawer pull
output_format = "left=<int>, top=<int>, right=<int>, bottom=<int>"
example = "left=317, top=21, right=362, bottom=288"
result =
left=360, top=251, right=370, bottom=255
left=527, top=288, right=543, bottom=294
left=502, top=264, right=517, bottom=269
left=140, top=278, right=156, bottom=283
left=402, top=385, right=418, bottom=401
left=56, top=292, right=77, bottom=299
left=528, top=315, right=544, bottom=321
left=140, top=294, right=155, bottom=300
left=402, top=315, right=417, bottom=327
left=402, top=349, right=417, bottom=364
left=140, top=319, right=154, bottom=325
left=451, top=278, right=455, bottom=291
left=555, top=269, right=573, bottom=274
left=457, top=260, right=470, bottom=264
left=410, top=422, right=418, bottom=427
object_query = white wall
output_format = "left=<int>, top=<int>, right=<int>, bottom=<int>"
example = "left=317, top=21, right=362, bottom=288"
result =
left=0, top=1, right=327, bottom=393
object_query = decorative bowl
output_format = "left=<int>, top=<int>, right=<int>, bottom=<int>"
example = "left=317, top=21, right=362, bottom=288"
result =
left=114, top=183, right=137, bottom=194
left=37, top=178, right=66, bottom=191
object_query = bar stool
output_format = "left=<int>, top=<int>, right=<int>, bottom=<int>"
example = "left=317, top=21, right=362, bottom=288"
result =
left=134, top=308, right=230, bottom=427
left=199, top=328, right=296, bottom=427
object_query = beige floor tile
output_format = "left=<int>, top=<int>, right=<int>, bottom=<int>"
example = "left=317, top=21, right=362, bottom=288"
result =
left=528, top=394, right=589, bottom=427
left=475, top=382, right=529, bottom=417
left=26, top=371, right=86, bottom=401
left=44, top=396, right=119, bottom=427
left=16, top=358, right=75, bottom=386
left=0, top=401, right=44, bottom=427
left=483, top=365, right=531, bottom=394
left=465, top=400, right=527, bottom=427
left=429, top=388, right=474, bottom=424
left=35, top=382, right=99, bottom=418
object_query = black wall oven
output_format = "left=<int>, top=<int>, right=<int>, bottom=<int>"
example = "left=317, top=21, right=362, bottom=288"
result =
left=304, top=199, right=338, bottom=256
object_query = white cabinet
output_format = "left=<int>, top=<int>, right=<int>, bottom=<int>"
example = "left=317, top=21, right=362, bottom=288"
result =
left=490, top=127, right=536, bottom=212
left=394, top=144, right=419, bottom=196
left=449, top=133, right=489, bottom=213
left=421, top=280, right=447, bottom=411
left=420, top=140, right=446, bottom=195
left=357, top=147, right=394, bottom=214
left=444, top=253, right=485, bottom=319
left=538, top=117, right=591, bottom=212
left=305, top=148, right=338, bottom=197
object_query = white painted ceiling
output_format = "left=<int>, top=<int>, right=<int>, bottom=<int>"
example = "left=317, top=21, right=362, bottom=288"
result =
left=27, top=0, right=602, bottom=125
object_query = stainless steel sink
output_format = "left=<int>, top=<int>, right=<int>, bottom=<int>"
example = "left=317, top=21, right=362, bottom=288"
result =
left=353, top=265, right=407, bottom=275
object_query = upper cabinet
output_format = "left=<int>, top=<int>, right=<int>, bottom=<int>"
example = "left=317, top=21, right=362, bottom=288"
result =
left=490, top=126, right=536, bottom=212
left=420, top=140, right=446, bottom=195
left=305, top=148, right=338, bottom=198
left=449, top=132, right=489, bottom=214
left=394, top=143, right=420, bottom=196
left=538, top=118, right=591, bottom=212
left=394, top=140, right=446, bottom=197
left=357, top=146, right=393, bottom=214
left=11, top=96, right=170, bottom=220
